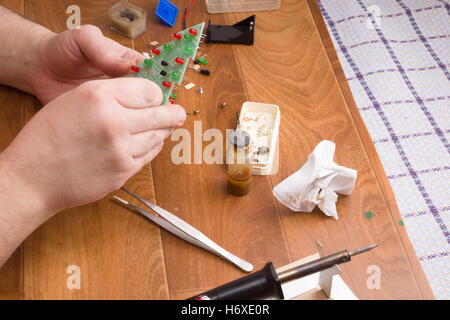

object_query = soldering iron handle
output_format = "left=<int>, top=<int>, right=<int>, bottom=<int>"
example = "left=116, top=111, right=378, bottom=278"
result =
left=187, top=263, right=284, bottom=300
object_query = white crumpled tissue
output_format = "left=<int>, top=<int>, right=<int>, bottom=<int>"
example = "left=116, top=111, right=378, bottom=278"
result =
left=273, top=140, right=357, bottom=220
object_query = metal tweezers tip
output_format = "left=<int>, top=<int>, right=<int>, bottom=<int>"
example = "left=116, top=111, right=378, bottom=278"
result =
left=112, top=195, right=128, bottom=206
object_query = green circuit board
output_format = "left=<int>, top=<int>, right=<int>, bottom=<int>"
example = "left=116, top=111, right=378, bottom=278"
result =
left=129, top=22, right=205, bottom=105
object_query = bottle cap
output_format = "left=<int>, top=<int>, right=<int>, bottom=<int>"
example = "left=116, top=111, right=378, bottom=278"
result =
left=229, top=130, right=251, bottom=149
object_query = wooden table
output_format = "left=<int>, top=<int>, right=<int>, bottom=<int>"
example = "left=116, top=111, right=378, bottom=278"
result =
left=0, top=0, right=434, bottom=299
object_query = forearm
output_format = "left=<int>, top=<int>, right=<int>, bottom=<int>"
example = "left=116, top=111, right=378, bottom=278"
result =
left=0, top=5, right=54, bottom=94
left=0, top=151, right=53, bottom=267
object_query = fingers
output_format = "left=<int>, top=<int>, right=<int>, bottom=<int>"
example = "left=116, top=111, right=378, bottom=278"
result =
left=124, top=104, right=186, bottom=133
left=76, top=25, right=144, bottom=77
left=96, top=77, right=163, bottom=108
left=130, top=129, right=172, bottom=158
left=135, top=142, right=165, bottom=170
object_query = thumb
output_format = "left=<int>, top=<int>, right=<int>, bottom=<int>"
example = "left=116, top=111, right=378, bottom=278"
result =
left=75, top=25, right=144, bottom=77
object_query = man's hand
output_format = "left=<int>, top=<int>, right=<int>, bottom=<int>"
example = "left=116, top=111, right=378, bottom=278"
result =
left=2, top=77, right=185, bottom=212
left=32, top=25, right=144, bottom=104
left=0, top=7, right=145, bottom=102
left=0, top=78, right=185, bottom=265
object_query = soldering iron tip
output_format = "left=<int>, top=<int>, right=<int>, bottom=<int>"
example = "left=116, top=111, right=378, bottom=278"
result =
left=350, top=244, right=379, bottom=257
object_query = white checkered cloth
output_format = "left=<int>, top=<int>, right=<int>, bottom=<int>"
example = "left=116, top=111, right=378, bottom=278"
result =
left=318, top=0, right=450, bottom=299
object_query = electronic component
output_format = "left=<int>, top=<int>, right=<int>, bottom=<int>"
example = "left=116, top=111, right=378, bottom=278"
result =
left=205, top=15, right=255, bottom=45
left=200, top=69, right=211, bottom=76
left=128, top=22, right=205, bottom=104
left=175, top=57, right=185, bottom=65
left=184, top=82, right=196, bottom=90
left=194, top=57, right=208, bottom=65
left=187, top=110, right=201, bottom=116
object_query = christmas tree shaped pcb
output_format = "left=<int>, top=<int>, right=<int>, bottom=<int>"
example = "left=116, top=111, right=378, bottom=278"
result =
left=129, top=22, right=205, bottom=105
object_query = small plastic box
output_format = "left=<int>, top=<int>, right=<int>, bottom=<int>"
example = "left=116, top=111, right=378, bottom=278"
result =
left=205, top=0, right=281, bottom=13
left=237, top=102, right=280, bottom=176
left=109, top=1, right=147, bottom=39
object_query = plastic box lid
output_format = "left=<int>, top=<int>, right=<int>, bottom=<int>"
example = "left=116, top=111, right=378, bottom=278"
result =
left=205, top=0, right=281, bottom=13
left=156, top=0, right=179, bottom=27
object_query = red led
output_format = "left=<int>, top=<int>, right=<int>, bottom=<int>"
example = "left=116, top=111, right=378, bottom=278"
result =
left=168, top=97, right=175, bottom=104
left=173, top=32, right=182, bottom=40
left=195, top=297, right=201, bottom=300
left=162, top=81, right=172, bottom=89
left=151, top=48, right=161, bottom=56
left=189, top=28, right=198, bottom=36
left=131, top=66, right=140, bottom=72
left=175, top=57, right=185, bottom=65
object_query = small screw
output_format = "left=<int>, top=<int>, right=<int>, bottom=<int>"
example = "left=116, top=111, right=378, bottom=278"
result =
left=198, top=87, right=204, bottom=94
left=220, top=102, right=227, bottom=109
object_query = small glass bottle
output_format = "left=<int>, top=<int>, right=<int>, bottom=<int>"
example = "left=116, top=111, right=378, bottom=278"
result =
left=227, top=130, right=252, bottom=196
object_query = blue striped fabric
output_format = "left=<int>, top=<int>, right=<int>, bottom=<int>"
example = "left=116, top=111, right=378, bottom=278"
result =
left=318, top=0, right=450, bottom=299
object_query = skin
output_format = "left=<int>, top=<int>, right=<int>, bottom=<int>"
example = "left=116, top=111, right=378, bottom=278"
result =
left=0, top=6, right=186, bottom=266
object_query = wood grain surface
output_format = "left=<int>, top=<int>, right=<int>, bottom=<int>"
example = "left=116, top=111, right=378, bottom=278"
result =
left=0, top=0, right=433, bottom=299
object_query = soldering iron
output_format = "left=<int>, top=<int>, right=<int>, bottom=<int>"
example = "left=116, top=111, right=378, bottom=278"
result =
left=188, top=244, right=379, bottom=300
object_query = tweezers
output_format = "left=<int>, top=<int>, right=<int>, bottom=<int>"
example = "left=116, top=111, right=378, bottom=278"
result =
left=113, top=187, right=254, bottom=273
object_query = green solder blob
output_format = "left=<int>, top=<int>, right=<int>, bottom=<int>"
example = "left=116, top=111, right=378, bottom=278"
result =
left=399, top=220, right=404, bottom=226
left=364, top=211, right=374, bottom=219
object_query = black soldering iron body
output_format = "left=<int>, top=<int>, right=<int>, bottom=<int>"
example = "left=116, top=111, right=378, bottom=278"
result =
left=188, top=250, right=352, bottom=300
left=188, top=263, right=284, bottom=300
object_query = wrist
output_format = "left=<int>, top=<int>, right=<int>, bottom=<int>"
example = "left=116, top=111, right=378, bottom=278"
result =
left=0, top=7, right=55, bottom=95
left=24, top=28, right=56, bottom=96
left=0, top=151, right=56, bottom=267
left=0, top=151, right=56, bottom=222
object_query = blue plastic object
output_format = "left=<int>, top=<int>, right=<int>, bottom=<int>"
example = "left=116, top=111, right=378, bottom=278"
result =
left=156, top=0, right=179, bottom=27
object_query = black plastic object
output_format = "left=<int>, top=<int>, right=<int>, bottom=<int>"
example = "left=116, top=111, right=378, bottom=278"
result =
left=187, top=262, right=284, bottom=300
left=205, top=15, right=255, bottom=45
left=200, top=69, right=211, bottom=76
